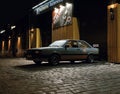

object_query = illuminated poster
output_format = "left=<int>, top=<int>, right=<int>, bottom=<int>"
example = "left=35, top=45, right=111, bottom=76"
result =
left=52, top=3, right=73, bottom=29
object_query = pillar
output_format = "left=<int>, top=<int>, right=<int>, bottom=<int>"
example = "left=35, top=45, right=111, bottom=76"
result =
left=107, top=3, right=120, bottom=63
left=29, top=28, right=42, bottom=48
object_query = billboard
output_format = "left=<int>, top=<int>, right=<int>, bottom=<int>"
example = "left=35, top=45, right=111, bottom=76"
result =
left=52, top=3, right=73, bottom=29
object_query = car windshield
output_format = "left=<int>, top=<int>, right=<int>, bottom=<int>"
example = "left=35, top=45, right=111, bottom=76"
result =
left=49, top=40, right=67, bottom=47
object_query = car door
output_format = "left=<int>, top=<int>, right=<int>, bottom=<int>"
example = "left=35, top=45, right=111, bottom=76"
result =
left=62, top=40, right=80, bottom=60
left=78, top=40, right=92, bottom=59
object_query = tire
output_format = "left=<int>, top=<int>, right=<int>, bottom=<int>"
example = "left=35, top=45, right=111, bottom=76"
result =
left=33, top=60, right=42, bottom=65
left=48, top=54, right=60, bottom=65
left=86, top=55, right=94, bottom=63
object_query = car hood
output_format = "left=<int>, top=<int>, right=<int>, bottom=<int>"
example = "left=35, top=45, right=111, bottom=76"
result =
left=28, top=47, right=61, bottom=51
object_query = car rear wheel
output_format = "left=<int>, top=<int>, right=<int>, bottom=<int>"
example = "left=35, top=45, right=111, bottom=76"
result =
left=33, top=60, right=42, bottom=65
left=49, top=54, right=60, bottom=65
left=86, top=55, right=94, bottom=63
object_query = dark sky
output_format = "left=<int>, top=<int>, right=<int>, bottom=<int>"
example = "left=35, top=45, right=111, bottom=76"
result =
left=0, top=0, right=109, bottom=26
left=0, top=0, right=42, bottom=24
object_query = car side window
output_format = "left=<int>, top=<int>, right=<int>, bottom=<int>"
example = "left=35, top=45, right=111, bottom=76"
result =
left=72, top=41, right=78, bottom=48
left=78, top=41, right=91, bottom=48
left=66, top=40, right=78, bottom=48
left=65, top=41, right=72, bottom=48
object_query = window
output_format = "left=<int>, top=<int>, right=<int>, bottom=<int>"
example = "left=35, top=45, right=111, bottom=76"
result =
left=66, top=40, right=78, bottom=48
left=78, top=41, right=91, bottom=48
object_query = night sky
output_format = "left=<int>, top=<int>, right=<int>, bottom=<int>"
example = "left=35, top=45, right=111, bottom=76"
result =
left=0, top=0, right=42, bottom=25
left=0, top=0, right=109, bottom=26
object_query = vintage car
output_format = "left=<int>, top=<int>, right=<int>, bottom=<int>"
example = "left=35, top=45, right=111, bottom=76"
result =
left=24, top=39, right=99, bottom=65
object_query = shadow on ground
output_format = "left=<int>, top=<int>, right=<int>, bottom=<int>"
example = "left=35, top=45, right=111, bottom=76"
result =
left=14, top=61, right=107, bottom=72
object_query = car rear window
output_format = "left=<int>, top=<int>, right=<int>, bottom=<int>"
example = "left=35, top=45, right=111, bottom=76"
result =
left=78, top=41, right=92, bottom=48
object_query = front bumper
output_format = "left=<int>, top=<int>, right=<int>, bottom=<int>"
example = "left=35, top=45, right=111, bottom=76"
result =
left=25, top=53, right=50, bottom=61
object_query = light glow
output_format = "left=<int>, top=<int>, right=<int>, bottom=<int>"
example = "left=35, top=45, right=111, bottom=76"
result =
left=108, top=3, right=118, bottom=9
left=0, top=30, right=5, bottom=34
left=8, top=39, right=11, bottom=52
left=11, top=25, right=16, bottom=30
left=31, top=28, right=34, bottom=32
left=17, top=37, right=21, bottom=49
left=2, top=41, right=5, bottom=55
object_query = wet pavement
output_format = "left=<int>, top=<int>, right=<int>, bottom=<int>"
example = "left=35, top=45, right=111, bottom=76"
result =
left=0, top=58, right=120, bottom=94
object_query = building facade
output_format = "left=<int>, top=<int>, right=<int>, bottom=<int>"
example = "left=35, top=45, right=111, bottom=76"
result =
left=0, top=0, right=108, bottom=60
left=107, top=3, right=120, bottom=63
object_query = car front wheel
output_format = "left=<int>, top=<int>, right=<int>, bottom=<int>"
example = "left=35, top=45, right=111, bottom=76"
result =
left=48, top=54, right=60, bottom=65
left=86, top=55, right=94, bottom=63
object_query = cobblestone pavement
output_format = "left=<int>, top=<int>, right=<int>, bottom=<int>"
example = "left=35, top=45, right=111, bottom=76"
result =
left=0, top=58, right=120, bottom=94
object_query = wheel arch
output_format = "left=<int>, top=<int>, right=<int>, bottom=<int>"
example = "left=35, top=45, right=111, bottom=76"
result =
left=49, top=53, right=61, bottom=60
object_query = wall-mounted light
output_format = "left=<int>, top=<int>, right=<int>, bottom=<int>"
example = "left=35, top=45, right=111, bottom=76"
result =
left=0, top=30, right=6, bottom=34
left=30, top=27, right=34, bottom=33
left=110, top=8, right=114, bottom=20
left=109, top=3, right=118, bottom=21
left=8, top=36, right=11, bottom=39
left=11, top=25, right=16, bottom=30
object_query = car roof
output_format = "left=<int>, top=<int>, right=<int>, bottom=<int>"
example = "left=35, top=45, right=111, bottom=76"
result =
left=55, top=39, right=85, bottom=42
